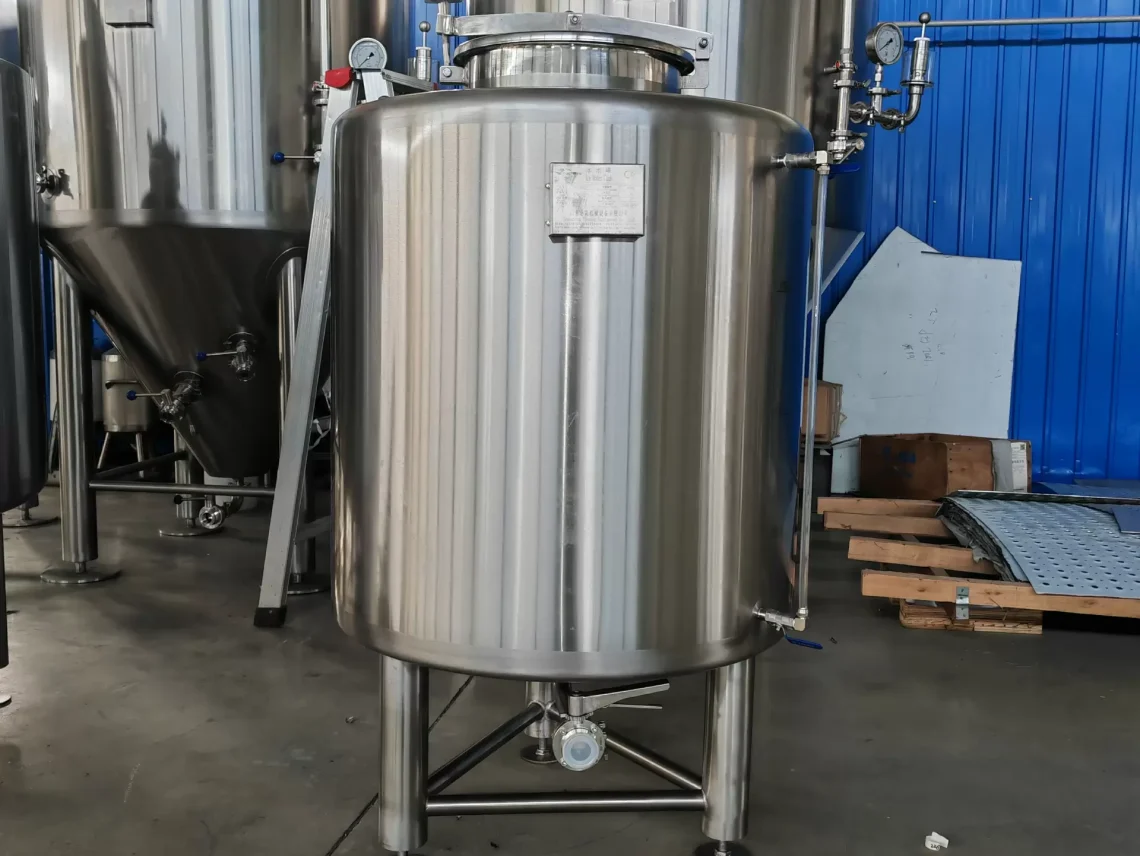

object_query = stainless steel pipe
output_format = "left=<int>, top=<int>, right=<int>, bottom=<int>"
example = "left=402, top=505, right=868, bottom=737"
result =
left=171, top=432, right=203, bottom=524
left=379, top=656, right=429, bottom=853
left=428, top=704, right=545, bottom=795
left=797, top=165, right=830, bottom=619
left=94, top=450, right=187, bottom=481
left=427, top=791, right=706, bottom=816
left=898, top=15, right=1140, bottom=27
left=701, top=659, right=756, bottom=844
left=278, top=257, right=314, bottom=584
left=53, top=264, right=97, bottom=569
left=604, top=729, right=703, bottom=792
left=88, top=481, right=274, bottom=498
left=524, top=681, right=556, bottom=740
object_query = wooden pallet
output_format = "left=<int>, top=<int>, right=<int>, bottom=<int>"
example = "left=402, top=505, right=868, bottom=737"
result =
left=823, top=496, right=1140, bottom=632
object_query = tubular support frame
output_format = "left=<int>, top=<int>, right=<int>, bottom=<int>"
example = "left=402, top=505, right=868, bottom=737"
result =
left=427, top=792, right=706, bottom=816
left=89, top=481, right=274, bottom=498
left=795, top=164, right=830, bottom=621
left=170, top=432, right=203, bottom=524
left=53, top=263, right=98, bottom=568
left=701, top=659, right=755, bottom=845
left=604, top=729, right=703, bottom=792
left=94, top=449, right=187, bottom=481
left=427, top=703, right=545, bottom=795
left=379, top=656, right=428, bottom=853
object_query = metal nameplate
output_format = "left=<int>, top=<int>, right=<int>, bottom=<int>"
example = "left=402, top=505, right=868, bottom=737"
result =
left=550, top=163, right=645, bottom=238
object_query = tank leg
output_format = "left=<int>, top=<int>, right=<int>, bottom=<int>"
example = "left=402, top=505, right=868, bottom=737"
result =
left=379, top=656, right=428, bottom=854
left=96, top=433, right=111, bottom=471
left=134, top=432, right=147, bottom=479
left=697, top=658, right=755, bottom=856
left=159, top=432, right=215, bottom=537
left=41, top=265, right=117, bottom=585
left=1, top=520, right=10, bottom=707
left=520, top=681, right=557, bottom=765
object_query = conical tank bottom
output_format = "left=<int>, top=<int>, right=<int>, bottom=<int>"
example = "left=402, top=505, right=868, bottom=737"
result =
left=46, top=215, right=302, bottom=478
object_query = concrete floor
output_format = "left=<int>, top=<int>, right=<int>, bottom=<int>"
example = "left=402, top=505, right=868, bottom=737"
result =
left=2, top=490, right=1140, bottom=855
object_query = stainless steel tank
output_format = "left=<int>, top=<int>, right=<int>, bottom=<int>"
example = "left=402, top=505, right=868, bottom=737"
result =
left=15, top=0, right=371, bottom=477
left=463, top=0, right=848, bottom=138
left=101, top=350, right=153, bottom=434
left=331, top=38, right=814, bottom=679
left=0, top=58, right=46, bottom=513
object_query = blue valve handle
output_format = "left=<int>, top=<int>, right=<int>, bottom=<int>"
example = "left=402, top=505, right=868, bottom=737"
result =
left=271, top=151, right=286, bottom=165
left=196, top=352, right=208, bottom=362
left=785, top=635, right=823, bottom=650
left=126, top=390, right=138, bottom=401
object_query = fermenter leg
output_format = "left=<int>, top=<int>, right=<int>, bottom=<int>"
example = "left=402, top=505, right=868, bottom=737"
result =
left=41, top=265, right=116, bottom=585
left=520, top=681, right=557, bottom=765
left=697, top=658, right=755, bottom=856
left=159, top=432, right=213, bottom=537
left=379, top=656, right=428, bottom=854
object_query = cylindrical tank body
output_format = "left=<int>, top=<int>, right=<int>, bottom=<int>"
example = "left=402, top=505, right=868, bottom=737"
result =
left=332, top=89, right=813, bottom=679
left=16, top=0, right=372, bottom=477
left=463, top=0, right=849, bottom=139
left=0, top=58, right=46, bottom=513
left=101, top=349, right=153, bottom=434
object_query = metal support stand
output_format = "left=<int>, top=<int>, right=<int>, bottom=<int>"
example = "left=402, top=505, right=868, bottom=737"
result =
left=1, top=520, right=10, bottom=708
left=697, top=659, right=755, bottom=856
left=520, top=680, right=558, bottom=764
left=278, top=256, right=328, bottom=596
left=159, top=432, right=218, bottom=537
left=379, top=656, right=429, bottom=855
left=95, top=431, right=148, bottom=476
left=3, top=500, right=58, bottom=529
left=254, top=74, right=388, bottom=628
left=41, top=264, right=118, bottom=586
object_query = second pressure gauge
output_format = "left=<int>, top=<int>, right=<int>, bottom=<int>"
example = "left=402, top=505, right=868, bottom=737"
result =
left=349, top=37, right=388, bottom=71
left=866, top=23, right=904, bottom=66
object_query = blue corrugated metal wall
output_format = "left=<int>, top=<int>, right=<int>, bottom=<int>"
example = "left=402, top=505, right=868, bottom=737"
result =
left=832, top=0, right=1140, bottom=482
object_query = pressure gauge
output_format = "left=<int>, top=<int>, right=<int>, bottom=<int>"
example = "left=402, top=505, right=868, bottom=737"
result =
left=866, top=23, right=904, bottom=66
left=349, top=37, right=388, bottom=71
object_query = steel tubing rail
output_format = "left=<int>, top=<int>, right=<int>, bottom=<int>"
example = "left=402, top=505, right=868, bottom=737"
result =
left=93, top=450, right=187, bottom=481
left=603, top=729, right=703, bottom=792
left=427, top=704, right=545, bottom=795
left=89, top=481, right=275, bottom=498
left=427, top=791, right=706, bottom=816
left=897, top=15, right=1140, bottom=27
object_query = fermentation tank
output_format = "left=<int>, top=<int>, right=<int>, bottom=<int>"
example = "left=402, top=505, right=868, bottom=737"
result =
left=0, top=58, right=46, bottom=513
left=332, top=25, right=814, bottom=680
left=15, top=0, right=365, bottom=477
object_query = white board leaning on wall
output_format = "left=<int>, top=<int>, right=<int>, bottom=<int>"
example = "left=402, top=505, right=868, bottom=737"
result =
left=823, top=228, right=1022, bottom=492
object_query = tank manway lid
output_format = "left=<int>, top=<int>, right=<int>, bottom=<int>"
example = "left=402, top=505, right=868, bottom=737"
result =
left=453, top=32, right=695, bottom=92
left=444, top=11, right=712, bottom=93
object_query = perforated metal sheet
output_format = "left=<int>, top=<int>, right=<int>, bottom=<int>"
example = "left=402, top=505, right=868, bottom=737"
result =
left=943, top=498, right=1140, bottom=599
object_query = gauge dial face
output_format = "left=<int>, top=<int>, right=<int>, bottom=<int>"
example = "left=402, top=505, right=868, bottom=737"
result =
left=349, top=38, right=387, bottom=71
left=867, top=23, right=904, bottom=66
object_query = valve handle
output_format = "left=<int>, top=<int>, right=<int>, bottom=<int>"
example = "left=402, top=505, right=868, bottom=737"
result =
left=126, top=390, right=138, bottom=401
left=196, top=351, right=208, bottom=362
left=785, top=635, right=824, bottom=651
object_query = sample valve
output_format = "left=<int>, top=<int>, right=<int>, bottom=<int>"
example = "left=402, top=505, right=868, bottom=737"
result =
left=127, top=371, right=203, bottom=422
left=197, top=332, right=258, bottom=382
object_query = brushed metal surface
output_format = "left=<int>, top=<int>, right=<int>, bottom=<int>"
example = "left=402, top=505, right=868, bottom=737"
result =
left=331, top=89, right=813, bottom=679
left=464, top=0, right=849, bottom=136
left=16, top=0, right=368, bottom=476
left=0, top=59, right=46, bottom=513
left=101, top=349, right=153, bottom=433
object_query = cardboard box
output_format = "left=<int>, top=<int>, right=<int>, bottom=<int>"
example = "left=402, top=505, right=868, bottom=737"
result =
left=803, top=380, right=842, bottom=443
left=858, top=434, right=1031, bottom=500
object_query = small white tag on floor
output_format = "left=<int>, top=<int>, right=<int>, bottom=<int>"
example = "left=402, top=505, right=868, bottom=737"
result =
left=925, top=831, right=950, bottom=851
